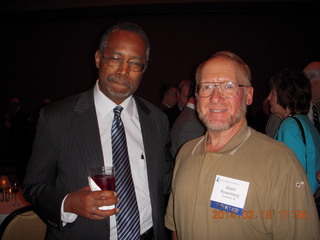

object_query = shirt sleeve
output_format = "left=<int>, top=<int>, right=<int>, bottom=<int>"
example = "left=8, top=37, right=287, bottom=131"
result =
left=270, top=153, right=320, bottom=240
left=61, top=195, right=77, bottom=226
left=165, top=193, right=176, bottom=231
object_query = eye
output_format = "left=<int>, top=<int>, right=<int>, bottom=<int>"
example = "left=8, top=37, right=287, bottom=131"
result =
left=110, top=57, right=122, bottom=63
left=129, top=60, right=143, bottom=67
left=224, top=83, right=235, bottom=89
left=202, top=85, right=213, bottom=90
left=225, top=83, right=233, bottom=89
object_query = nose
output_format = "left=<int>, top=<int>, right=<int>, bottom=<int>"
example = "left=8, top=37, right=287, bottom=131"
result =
left=267, top=92, right=272, bottom=101
left=209, top=86, right=223, bottom=102
left=117, top=61, right=130, bottom=76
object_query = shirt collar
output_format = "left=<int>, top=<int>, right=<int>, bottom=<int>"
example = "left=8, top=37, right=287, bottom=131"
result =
left=186, top=102, right=196, bottom=110
left=192, top=122, right=251, bottom=156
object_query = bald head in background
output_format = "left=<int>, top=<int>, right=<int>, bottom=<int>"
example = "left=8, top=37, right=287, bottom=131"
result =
left=304, top=61, right=320, bottom=103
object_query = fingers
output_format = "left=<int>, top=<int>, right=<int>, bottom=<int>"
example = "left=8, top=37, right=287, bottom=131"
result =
left=91, top=190, right=118, bottom=199
left=94, top=196, right=119, bottom=207
left=83, top=191, right=119, bottom=216
left=64, top=187, right=120, bottom=220
left=90, top=207, right=120, bottom=220
left=88, top=207, right=119, bottom=220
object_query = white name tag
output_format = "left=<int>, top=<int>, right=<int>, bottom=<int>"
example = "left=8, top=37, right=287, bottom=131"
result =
left=210, top=175, right=250, bottom=216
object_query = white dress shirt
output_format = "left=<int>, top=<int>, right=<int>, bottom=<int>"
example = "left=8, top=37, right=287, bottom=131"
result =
left=62, top=81, right=152, bottom=239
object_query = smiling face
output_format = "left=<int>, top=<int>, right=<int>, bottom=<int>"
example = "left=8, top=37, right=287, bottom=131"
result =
left=196, top=56, right=253, bottom=133
left=95, top=30, right=147, bottom=104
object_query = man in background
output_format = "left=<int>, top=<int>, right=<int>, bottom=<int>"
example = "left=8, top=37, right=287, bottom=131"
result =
left=304, top=61, right=320, bottom=133
left=165, top=79, right=191, bottom=128
left=158, top=83, right=177, bottom=111
left=170, top=80, right=205, bottom=158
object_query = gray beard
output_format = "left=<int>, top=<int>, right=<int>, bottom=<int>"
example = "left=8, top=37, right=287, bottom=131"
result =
left=198, top=97, right=247, bottom=133
left=105, top=76, right=133, bottom=101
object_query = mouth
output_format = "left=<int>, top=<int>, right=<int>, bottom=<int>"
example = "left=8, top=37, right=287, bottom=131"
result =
left=209, top=109, right=227, bottom=113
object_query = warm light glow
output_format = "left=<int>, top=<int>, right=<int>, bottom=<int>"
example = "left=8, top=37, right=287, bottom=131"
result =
left=0, top=175, right=11, bottom=189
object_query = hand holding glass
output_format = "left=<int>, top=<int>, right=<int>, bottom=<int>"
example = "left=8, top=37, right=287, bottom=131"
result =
left=91, top=166, right=115, bottom=191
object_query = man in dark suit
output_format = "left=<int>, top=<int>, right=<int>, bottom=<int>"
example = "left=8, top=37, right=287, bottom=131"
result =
left=158, top=83, right=177, bottom=111
left=22, top=22, right=172, bottom=240
left=304, top=61, right=320, bottom=133
left=164, top=79, right=191, bottom=128
left=170, top=80, right=205, bottom=158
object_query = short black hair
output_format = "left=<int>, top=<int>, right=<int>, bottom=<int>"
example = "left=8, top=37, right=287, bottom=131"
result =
left=99, top=22, right=150, bottom=62
left=160, top=83, right=177, bottom=100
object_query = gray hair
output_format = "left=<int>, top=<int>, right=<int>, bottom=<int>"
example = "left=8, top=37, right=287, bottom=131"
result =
left=196, top=51, right=252, bottom=85
left=98, top=22, right=150, bottom=62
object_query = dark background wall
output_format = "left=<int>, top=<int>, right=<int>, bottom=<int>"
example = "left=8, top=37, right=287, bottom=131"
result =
left=1, top=0, right=319, bottom=118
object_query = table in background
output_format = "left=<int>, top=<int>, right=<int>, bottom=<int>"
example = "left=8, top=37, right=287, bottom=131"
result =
left=0, top=190, right=30, bottom=224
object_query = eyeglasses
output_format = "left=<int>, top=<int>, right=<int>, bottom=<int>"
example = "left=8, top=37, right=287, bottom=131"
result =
left=196, top=82, right=250, bottom=98
left=101, top=55, right=146, bottom=72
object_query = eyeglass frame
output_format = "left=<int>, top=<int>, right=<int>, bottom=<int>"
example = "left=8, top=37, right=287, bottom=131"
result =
left=196, top=81, right=251, bottom=98
left=100, top=54, right=147, bottom=72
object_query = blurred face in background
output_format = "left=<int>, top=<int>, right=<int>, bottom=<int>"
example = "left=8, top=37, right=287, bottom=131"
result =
left=165, top=87, right=178, bottom=107
left=267, top=89, right=287, bottom=119
left=177, top=83, right=190, bottom=109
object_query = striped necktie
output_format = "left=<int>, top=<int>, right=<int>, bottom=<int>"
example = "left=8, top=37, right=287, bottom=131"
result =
left=111, top=106, right=140, bottom=240
left=312, top=104, right=320, bottom=133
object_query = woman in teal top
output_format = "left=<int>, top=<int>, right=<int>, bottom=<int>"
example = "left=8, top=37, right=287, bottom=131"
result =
left=268, top=69, right=320, bottom=194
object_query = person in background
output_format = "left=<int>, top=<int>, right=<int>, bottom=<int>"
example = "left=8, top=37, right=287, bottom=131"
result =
left=165, top=51, right=320, bottom=240
left=253, top=97, right=270, bottom=134
left=265, top=112, right=281, bottom=138
left=164, top=79, right=191, bottom=128
left=158, top=83, right=178, bottom=111
left=170, top=80, right=205, bottom=158
left=268, top=68, right=320, bottom=194
left=23, top=22, right=172, bottom=240
left=304, top=61, right=320, bottom=133
left=264, top=96, right=282, bottom=138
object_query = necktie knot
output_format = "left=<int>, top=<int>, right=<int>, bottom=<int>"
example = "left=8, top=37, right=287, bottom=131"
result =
left=113, top=106, right=123, bottom=117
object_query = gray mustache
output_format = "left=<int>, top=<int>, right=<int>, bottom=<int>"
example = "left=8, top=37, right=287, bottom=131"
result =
left=108, top=76, right=131, bottom=87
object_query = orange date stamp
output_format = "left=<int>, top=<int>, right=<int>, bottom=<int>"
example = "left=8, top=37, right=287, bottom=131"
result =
left=212, top=210, right=308, bottom=220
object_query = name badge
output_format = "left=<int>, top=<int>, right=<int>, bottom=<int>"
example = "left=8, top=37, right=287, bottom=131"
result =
left=210, top=175, right=250, bottom=216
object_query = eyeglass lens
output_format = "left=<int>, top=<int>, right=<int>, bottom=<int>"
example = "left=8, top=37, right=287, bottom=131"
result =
left=197, top=82, right=240, bottom=98
left=103, top=56, right=145, bottom=72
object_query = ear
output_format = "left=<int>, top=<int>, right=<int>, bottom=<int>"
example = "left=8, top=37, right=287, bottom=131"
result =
left=246, top=87, right=254, bottom=105
left=94, top=50, right=101, bottom=69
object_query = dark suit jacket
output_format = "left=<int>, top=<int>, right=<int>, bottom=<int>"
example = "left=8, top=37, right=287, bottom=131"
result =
left=164, top=104, right=181, bottom=128
left=22, top=89, right=173, bottom=240
left=170, top=106, right=205, bottom=158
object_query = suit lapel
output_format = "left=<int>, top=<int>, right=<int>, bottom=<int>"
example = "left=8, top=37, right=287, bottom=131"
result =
left=134, top=97, right=159, bottom=184
left=72, top=90, right=104, bottom=168
left=134, top=97, right=154, bottom=159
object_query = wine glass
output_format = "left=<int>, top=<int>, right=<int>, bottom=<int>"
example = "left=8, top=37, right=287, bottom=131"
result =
left=90, top=166, right=115, bottom=191
left=11, top=181, right=20, bottom=207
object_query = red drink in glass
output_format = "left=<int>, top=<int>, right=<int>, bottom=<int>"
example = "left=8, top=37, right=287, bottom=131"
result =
left=92, top=174, right=115, bottom=191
